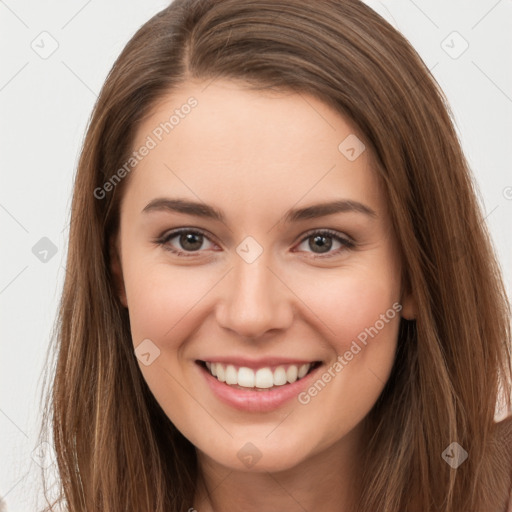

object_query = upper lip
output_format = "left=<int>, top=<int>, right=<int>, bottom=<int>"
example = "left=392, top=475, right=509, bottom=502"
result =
left=197, top=357, right=321, bottom=369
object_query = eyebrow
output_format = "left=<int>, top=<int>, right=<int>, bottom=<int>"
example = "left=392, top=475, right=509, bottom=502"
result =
left=141, top=197, right=377, bottom=223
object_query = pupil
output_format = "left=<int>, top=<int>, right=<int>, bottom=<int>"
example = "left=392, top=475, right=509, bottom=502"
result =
left=180, top=233, right=202, bottom=251
left=310, top=235, right=332, bottom=253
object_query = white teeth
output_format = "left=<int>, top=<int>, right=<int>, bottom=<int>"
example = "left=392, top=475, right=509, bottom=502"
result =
left=298, top=364, right=309, bottom=379
left=216, top=364, right=226, bottom=382
left=238, top=367, right=255, bottom=387
left=273, top=366, right=287, bottom=386
left=204, top=361, right=315, bottom=389
left=286, top=365, right=298, bottom=383
left=225, top=364, right=238, bottom=385
left=255, top=368, right=274, bottom=388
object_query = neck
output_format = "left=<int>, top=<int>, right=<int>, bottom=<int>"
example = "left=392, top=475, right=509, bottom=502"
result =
left=193, top=424, right=363, bottom=512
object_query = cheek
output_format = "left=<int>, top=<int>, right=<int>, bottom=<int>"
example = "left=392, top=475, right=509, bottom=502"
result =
left=293, top=266, right=401, bottom=349
left=291, top=265, right=402, bottom=417
left=292, top=271, right=401, bottom=440
left=123, top=256, right=224, bottom=356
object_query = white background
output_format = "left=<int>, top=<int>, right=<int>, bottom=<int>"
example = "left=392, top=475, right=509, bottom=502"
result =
left=1, top=1, right=511, bottom=510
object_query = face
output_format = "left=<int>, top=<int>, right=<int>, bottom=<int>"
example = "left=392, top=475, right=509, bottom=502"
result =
left=111, top=78, right=415, bottom=474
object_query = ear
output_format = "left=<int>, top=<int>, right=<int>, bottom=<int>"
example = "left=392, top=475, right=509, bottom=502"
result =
left=400, top=289, right=416, bottom=320
left=398, top=269, right=416, bottom=320
left=109, top=234, right=128, bottom=308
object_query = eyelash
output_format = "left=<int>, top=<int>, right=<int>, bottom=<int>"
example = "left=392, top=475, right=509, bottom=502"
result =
left=153, top=227, right=355, bottom=259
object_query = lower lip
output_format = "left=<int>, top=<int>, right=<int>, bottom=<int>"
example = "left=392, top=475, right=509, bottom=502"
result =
left=197, top=361, right=323, bottom=412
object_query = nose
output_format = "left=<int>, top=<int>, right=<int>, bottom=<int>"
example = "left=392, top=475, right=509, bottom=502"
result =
left=215, top=249, right=294, bottom=339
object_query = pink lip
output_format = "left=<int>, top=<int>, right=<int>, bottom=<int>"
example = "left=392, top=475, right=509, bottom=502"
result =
left=196, top=361, right=323, bottom=413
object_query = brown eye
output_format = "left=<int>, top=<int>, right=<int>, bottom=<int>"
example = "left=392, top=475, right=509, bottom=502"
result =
left=177, top=232, right=204, bottom=251
left=308, top=234, right=333, bottom=253
left=156, top=228, right=216, bottom=256
left=295, top=230, right=354, bottom=258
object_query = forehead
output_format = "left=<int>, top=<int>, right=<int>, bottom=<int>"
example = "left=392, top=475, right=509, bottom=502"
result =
left=124, top=79, right=385, bottom=218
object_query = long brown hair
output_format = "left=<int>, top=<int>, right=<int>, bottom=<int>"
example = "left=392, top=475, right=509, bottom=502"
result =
left=39, top=0, right=512, bottom=510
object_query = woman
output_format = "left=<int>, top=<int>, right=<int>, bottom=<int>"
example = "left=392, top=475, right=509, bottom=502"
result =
left=39, top=0, right=512, bottom=510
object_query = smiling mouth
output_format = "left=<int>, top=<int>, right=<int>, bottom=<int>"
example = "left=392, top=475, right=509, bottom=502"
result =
left=196, top=360, right=322, bottom=391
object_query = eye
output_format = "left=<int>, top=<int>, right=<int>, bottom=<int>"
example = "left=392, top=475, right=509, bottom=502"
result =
left=294, top=229, right=355, bottom=258
left=154, top=227, right=355, bottom=259
left=154, top=228, right=217, bottom=257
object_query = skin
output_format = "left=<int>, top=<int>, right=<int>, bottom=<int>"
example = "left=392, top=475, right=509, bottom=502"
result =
left=111, top=78, right=416, bottom=512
